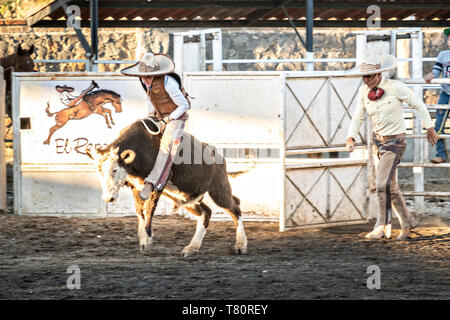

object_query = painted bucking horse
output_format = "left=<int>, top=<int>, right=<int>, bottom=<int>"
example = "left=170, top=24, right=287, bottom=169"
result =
left=44, top=85, right=123, bottom=145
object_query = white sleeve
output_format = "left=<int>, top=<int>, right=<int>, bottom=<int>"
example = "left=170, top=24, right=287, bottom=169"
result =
left=165, top=75, right=190, bottom=120
left=395, top=81, right=434, bottom=130
left=347, top=88, right=366, bottom=140
left=432, top=52, right=443, bottom=78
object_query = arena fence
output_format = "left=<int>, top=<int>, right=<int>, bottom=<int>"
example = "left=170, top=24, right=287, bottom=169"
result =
left=11, top=71, right=370, bottom=230
left=9, top=72, right=449, bottom=230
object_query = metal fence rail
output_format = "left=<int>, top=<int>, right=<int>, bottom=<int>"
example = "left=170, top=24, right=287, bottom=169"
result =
left=34, top=57, right=439, bottom=69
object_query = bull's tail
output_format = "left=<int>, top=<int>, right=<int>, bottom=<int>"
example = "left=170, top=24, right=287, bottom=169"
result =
left=227, top=165, right=255, bottom=178
left=45, top=101, right=55, bottom=117
left=232, top=195, right=240, bottom=206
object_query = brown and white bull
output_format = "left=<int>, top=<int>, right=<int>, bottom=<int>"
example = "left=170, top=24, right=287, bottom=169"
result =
left=87, top=119, right=247, bottom=257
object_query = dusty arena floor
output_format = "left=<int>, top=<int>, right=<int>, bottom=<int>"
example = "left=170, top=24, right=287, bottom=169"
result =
left=0, top=212, right=448, bottom=300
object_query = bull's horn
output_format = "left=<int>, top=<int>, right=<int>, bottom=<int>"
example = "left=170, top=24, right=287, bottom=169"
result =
left=86, top=147, right=100, bottom=160
left=85, top=149, right=94, bottom=160
left=120, top=149, right=136, bottom=164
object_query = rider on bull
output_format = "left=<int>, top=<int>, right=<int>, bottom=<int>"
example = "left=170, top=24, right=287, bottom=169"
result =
left=121, top=52, right=190, bottom=200
left=56, top=80, right=99, bottom=111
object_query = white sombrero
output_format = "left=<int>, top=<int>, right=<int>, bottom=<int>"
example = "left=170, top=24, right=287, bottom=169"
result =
left=121, top=53, right=175, bottom=77
left=344, top=52, right=397, bottom=78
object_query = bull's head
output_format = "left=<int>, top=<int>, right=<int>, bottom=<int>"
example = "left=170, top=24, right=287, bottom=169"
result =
left=86, top=147, right=136, bottom=202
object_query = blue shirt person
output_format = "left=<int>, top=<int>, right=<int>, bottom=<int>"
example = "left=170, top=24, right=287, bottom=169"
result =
left=424, top=28, right=450, bottom=163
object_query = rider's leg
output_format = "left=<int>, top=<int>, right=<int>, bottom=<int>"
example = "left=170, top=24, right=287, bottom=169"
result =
left=139, top=119, right=185, bottom=200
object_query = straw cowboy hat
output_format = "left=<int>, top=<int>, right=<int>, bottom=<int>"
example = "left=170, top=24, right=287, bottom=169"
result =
left=55, top=85, right=75, bottom=93
left=344, top=52, right=397, bottom=78
left=121, top=52, right=175, bottom=77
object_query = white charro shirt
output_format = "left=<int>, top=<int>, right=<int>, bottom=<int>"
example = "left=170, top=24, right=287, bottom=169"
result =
left=347, top=77, right=434, bottom=139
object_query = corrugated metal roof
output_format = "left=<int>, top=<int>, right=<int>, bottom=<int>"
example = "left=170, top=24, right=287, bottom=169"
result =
left=27, top=0, right=450, bottom=28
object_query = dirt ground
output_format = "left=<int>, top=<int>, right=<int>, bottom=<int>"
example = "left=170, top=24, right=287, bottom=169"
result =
left=0, top=211, right=448, bottom=300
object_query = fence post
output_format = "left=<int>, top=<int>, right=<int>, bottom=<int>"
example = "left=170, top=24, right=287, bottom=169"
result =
left=212, top=30, right=223, bottom=72
left=0, top=67, right=5, bottom=211
left=411, top=29, right=424, bottom=214
left=173, top=34, right=184, bottom=75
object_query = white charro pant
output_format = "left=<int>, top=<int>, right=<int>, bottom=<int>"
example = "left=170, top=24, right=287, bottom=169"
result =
left=145, top=119, right=185, bottom=190
left=373, top=135, right=414, bottom=229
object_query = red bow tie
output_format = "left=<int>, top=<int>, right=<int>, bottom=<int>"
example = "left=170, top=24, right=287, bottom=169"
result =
left=368, top=87, right=384, bottom=101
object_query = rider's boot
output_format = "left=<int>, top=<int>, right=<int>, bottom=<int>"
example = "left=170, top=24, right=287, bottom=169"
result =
left=139, top=182, right=154, bottom=201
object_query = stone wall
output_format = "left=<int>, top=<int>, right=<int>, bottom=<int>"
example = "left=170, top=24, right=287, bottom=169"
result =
left=0, top=26, right=173, bottom=72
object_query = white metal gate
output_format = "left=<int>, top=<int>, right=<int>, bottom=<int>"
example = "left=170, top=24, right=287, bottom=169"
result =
left=283, top=160, right=367, bottom=229
left=284, top=76, right=364, bottom=148
left=281, top=74, right=369, bottom=230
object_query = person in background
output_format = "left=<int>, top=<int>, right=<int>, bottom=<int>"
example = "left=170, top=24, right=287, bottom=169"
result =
left=424, top=28, right=450, bottom=163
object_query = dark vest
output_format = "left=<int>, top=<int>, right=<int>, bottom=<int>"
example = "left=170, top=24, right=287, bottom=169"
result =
left=144, top=74, right=190, bottom=120
left=149, top=75, right=178, bottom=118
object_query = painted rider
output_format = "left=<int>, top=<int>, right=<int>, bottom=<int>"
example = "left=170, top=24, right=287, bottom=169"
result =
left=345, top=52, right=439, bottom=240
left=56, top=80, right=99, bottom=111
left=121, top=53, right=190, bottom=200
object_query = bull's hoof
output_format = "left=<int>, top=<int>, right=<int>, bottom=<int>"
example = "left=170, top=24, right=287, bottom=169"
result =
left=234, top=243, right=248, bottom=255
left=43, top=140, right=50, bottom=145
left=181, top=245, right=199, bottom=258
left=139, top=237, right=153, bottom=253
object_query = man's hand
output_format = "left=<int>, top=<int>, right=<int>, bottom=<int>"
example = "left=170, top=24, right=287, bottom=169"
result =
left=426, top=127, right=439, bottom=146
left=424, top=72, right=434, bottom=84
left=158, top=119, right=166, bottom=132
left=346, top=137, right=355, bottom=153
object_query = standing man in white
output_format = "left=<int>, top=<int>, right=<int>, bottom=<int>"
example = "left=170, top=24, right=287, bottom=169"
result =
left=345, top=53, right=439, bottom=240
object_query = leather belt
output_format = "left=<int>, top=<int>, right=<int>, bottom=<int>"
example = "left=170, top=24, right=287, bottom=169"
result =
left=373, top=132, right=405, bottom=142
left=147, top=112, right=189, bottom=121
